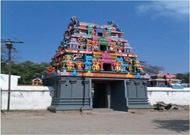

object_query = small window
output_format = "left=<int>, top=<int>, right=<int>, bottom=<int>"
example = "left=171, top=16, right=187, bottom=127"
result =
left=103, top=64, right=112, bottom=71
left=98, top=33, right=103, bottom=37
left=100, top=45, right=107, bottom=51
left=111, top=33, right=116, bottom=36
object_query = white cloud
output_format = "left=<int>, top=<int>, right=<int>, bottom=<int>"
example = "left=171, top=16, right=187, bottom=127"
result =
left=136, top=1, right=189, bottom=18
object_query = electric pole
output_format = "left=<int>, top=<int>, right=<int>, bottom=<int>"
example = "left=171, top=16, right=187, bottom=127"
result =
left=1, top=39, right=23, bottom=112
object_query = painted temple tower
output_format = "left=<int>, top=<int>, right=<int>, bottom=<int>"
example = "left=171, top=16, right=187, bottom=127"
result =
left=43, top=17, right=152, bottom=112
left=44, top=16, right=148, bottom=79
left=149, top=72, right=182, bottom=87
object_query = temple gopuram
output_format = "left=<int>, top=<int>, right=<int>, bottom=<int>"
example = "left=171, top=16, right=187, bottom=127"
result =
left=149, top=72, right=182, bottom=87
left=43, top=17, right=152, bottom=112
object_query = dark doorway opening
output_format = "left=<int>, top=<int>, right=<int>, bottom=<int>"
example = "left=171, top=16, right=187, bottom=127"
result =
left=92, top=80, right=128, bottom=111
left=104, top=64, right=112, bottom=71
left=100, top=45, right=107, bottom=51
left=93, top=83, right=108, bottom=108
left=98, top=33, right=103, bottom=37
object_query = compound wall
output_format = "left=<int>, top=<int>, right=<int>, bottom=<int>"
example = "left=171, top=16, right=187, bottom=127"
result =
left=1, top=86, right=189, bottom=110
left=147, top=87, right=190, bottom=105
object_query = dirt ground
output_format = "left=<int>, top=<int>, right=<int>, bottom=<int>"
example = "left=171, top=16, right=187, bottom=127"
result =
left=1, top=109, right=190, bottom=134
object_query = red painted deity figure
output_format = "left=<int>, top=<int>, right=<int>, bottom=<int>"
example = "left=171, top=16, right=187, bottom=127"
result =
left=76, top=61, right=84, bottom=70
left=46, top=65, right=55, bottom=74
left=104, top=31, right=109, bottom=37
left=114, top=61, right=122, bottom=72
left=91, top=29, right=95, bottom=36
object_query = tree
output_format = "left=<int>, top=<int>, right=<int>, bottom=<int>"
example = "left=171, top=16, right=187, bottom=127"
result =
left=1, top=44, right=19, bottom=64
left=1, top=60, right=49, bottom=84
left=175, top=72, right=189, bottom=83
left=1, top=44, right=19, bottom=74
left=12, top=61, right=49, bottom=84
left=1, top=44, right=49, bottom=84
left=140, top=61, right=164, bottom=75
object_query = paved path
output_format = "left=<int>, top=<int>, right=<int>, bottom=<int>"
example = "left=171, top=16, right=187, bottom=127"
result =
left=1, top=109, right=189, bottom=134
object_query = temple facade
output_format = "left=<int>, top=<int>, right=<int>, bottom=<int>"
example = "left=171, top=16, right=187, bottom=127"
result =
left=43, top=17, right=152, bottom=112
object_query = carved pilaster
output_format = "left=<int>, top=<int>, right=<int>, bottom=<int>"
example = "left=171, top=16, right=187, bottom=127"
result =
left=59, top=80, right=66, bottom=84
left=69, top=80, right=77, bottom=84
left=126, top=81, right=131, bottom=85
left=143, top=82, right=148, bottom=86
left=134, top=82, right=141, bottom=86
left=83, top=80, right=89, bottom=84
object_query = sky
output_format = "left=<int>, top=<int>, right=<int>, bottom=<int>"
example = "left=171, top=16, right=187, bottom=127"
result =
left=1, top=1, right=189, bottom=74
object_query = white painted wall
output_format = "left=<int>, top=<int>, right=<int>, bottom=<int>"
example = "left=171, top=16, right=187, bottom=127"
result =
left=1, top=86, right=54, bottom=110
left=147, top=87, right=190, bottom=105
left=1, top=86, right=189, bottom=110
left=0, top=74, right=20, bottom=89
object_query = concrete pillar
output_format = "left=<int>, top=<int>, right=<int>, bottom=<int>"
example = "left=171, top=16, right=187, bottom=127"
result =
left=106, top=82, right=111, bottom=108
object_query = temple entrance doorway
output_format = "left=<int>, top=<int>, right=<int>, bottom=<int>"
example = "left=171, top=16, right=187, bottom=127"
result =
left=92, top=82, right=109, bottom=108
left=92, top=79, right=127, bottom=111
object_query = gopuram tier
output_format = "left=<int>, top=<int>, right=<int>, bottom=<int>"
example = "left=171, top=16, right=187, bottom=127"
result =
left=43, top=16, right=148, bottom=79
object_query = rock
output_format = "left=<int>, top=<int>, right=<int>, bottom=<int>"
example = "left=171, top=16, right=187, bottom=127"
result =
left=154, top=102, right=179, bottom=111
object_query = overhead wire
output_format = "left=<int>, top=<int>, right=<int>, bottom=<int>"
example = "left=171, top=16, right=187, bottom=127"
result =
left=1, top=32, right=21, bottom=42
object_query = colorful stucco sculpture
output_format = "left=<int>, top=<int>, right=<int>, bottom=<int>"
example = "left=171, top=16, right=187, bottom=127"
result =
left=43, top=16, right=146, bottom=79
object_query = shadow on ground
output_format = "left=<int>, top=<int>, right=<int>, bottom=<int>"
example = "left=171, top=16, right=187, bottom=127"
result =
left=153, top=119, right=189, bottom=133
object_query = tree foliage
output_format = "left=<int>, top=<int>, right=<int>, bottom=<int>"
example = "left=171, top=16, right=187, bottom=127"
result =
left=175, top=72, right=189, bottom=83
left=1, top=44, right=20, bottom=77
left=140, top=61, right=164, bottom=75
left=1, top=44, right=19, bottom=64
left=1, top=61, right=49, bottom=84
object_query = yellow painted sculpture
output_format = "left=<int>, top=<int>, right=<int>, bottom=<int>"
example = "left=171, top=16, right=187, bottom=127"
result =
left=66, top=56, right=73, bottom=70
left=92, top=58, right=100, bottom=71
left=66, top=61, right=73, bottom=70
left=85, top=71, right=93, bottom=76
left=126, top=73, right=133, bottom=78
left=86, top=39, right=92, bottom=50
